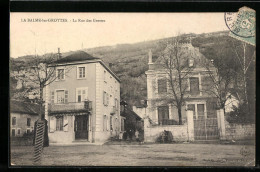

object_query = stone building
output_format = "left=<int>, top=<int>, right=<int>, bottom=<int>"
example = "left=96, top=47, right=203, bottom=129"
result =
left=144, top=42, right=221, bottom=142
left=10, top=100, right=40, bottom=137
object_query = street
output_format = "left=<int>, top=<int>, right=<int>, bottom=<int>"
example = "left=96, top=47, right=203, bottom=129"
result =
left=10, top=142, right=255, bottom=166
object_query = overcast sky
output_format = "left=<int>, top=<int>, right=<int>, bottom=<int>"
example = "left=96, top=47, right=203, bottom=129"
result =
left=10, top=13, right=229, bottom=58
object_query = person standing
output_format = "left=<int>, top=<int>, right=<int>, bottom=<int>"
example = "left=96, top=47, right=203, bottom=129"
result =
left=135, top=130, right=139, bottom=142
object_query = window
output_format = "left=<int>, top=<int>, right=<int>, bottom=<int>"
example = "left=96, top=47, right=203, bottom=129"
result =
left=26, top=129, right=31, bottom=134
left=104, top=71, right=107, bottom=82
left=56, top=116, right=63, bottom=131
left=103, top=91, right=107, bottom=106
left=158, top=106, right=169, bottom=125
left=77, top=66, right=86, bottom=79
left=107, top=93, right=109, bottom=106
left=12, top=117, right=16, bottom=125
left=158, top=79, right=167, bottom=93
left=56, top=90, right=68, bottom=103
left=187, top=103, right=205, bottom=119
left=11, top=129, right=15, bottom=137
left=190, top=77, right=200, bottom=94
left=27, top=118, right=31, bottom=127
left=57, top=69, right=65, bottom=80
left=115, top=98, right=118, bottom=109
left=103, top=115, right=107, bottom=131
left=110, top=116, right=113, bottom=131
left=17, top=129, right=21, bottom=135
left=76, top=88, right=88, bottom=102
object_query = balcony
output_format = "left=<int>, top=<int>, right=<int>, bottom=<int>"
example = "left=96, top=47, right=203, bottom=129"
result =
left=49, top=101, right=92, bottom=113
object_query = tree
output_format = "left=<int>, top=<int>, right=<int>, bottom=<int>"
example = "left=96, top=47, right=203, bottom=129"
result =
left=14, top=53, right=72, bottom=120
left=231, top=40, right=255, bottom=108
left=202, top=38, right=237, bottom=113
left=156, top=36, right=194, bottom=125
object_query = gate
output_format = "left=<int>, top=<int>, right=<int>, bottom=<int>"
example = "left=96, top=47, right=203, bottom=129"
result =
left=193, top=111, right=219, bottom=140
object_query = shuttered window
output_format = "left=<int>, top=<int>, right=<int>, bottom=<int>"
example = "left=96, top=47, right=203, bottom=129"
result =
left=76, top=87, right=88, bottom=102
left=55, top=90, right=68, bottom=104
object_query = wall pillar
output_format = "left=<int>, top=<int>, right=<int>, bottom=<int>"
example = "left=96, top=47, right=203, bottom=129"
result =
left=217, top=109, right=226, bottom=140
left=186, top=110, right=194, bottom=142
left=143, top=117, right=151, bottom=143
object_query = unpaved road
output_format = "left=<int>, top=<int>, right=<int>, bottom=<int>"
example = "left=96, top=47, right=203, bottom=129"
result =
left=10, top=143, right=255, bottom=166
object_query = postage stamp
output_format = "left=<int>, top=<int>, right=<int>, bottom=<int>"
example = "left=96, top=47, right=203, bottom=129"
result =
left=225, top=6, right=255, bottom=46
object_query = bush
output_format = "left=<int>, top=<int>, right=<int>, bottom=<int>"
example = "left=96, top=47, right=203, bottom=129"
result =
left=226, top=103, right=255, bottom=124
left=156, top=130, right=173, bottom=143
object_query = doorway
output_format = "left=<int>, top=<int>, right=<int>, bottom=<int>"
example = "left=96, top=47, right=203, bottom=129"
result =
left=75, top=115, right=88, bottom=140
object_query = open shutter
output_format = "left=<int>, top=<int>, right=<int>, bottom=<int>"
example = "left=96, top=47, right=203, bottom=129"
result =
left=49, top=116, right=56, bottom=133
left=51, top=91, right=54, bottom=104
left=63, top=116, right=69, bottom=132
left=85, top=87, right=88, bottom=100
left=64, top=90, right=68, bottom=103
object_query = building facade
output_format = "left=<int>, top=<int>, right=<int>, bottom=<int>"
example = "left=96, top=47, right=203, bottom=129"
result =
left=10, top=100, right=40, bottom=137
left=144, top=43, right=220, bottom=141
left=45, top=51, right=121, bottom=144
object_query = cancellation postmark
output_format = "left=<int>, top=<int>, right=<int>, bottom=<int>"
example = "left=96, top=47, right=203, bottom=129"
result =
left=224, top=6, right=255, bottom=46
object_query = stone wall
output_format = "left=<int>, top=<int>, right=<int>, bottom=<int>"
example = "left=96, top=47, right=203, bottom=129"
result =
left=225, top=121, right=255, bottom=140
left=144, top=124, right=188, bottom=142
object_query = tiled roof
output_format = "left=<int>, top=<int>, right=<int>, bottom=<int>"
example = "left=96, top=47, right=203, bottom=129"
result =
left=55, top=51, right=100, bottom=63
left=10, top=100, right=40, bottom=115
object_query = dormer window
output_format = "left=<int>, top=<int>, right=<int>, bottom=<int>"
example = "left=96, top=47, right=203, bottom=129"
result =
left=189, top=59, right=194, bottom=67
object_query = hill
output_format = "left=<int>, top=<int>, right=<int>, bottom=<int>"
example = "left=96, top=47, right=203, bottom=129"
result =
left=11, top=30, right=254, bottom=107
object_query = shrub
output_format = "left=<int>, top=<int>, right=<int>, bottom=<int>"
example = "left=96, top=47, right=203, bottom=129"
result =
left=156, top=130, right=173, bottom=143
left=226, top=103, right=255, bottom=124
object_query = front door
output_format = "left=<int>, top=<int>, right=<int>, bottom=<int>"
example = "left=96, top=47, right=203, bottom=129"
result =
left=75, top=115, right=88, bottom=140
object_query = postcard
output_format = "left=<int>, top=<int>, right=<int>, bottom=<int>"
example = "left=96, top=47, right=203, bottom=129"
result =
left=10, top=10, right=255, bottom=166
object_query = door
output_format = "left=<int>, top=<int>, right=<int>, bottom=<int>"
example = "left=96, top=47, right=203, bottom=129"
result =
left=75, top=115, right=88, bottom=140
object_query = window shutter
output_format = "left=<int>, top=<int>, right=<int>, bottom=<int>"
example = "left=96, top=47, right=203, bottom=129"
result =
left=103, top=91, right=106, bottom=105
left=107, top=93, right=109, bottom=105
left=51, top=91, right=55, bottom=104
left=65, top=90, right=68, bottom=103
left=63, top=116, right=69, bottom=132
left=49, top=116, right=56, bottom=133
left=83, top=87, right=88, bottom=100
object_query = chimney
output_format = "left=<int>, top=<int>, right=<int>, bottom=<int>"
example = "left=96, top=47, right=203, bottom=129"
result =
left=58, top=48, right=61, bottom=59
left=148, top=49, right=153, bottom=64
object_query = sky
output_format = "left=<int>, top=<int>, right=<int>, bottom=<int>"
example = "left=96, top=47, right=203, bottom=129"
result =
left=10, top=13, right=229, bottom=58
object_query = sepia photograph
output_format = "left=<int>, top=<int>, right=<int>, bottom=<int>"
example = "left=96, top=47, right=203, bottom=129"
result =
left=10, top=9, right=255, bottom=166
